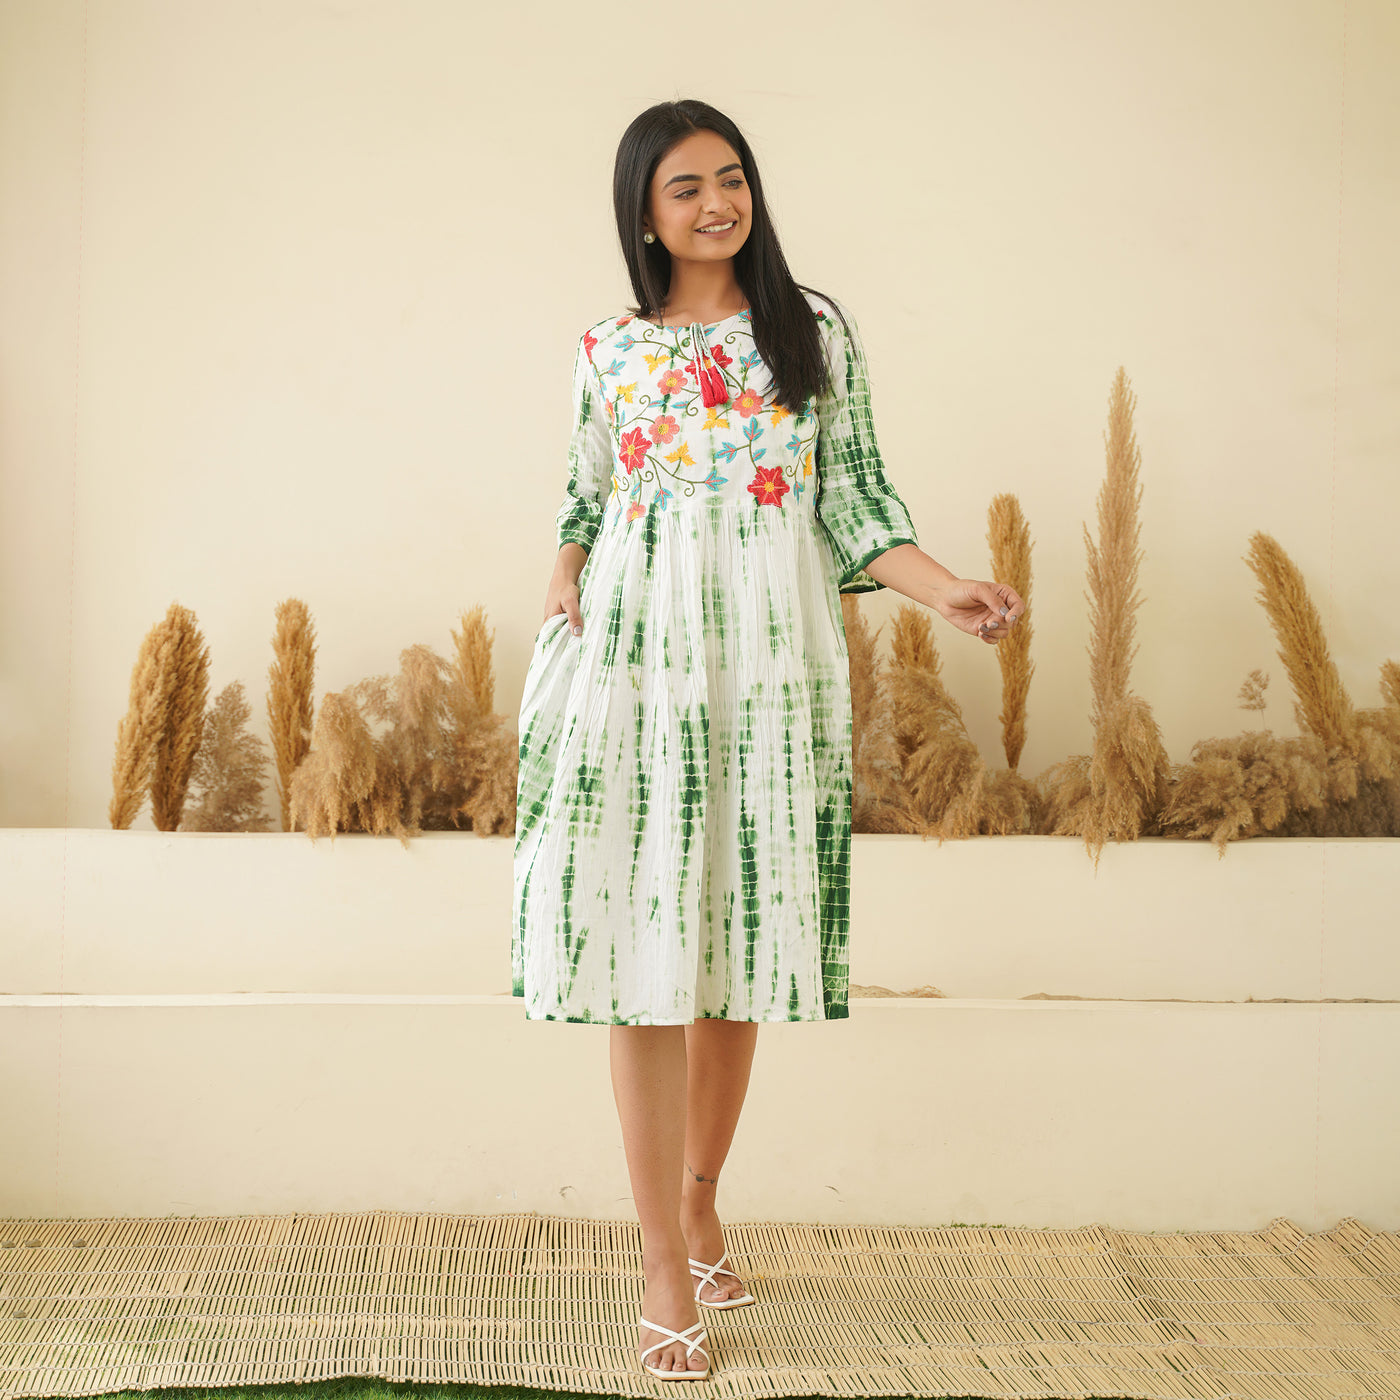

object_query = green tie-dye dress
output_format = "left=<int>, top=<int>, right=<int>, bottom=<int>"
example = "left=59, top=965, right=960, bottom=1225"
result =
left=513, top=291, right=918, bottom=1025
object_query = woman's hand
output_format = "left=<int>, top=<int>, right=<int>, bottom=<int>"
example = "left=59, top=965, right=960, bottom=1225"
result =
left=933, top=578, right=1025, bottom=644
left=543, top=544, right=588, bottom=636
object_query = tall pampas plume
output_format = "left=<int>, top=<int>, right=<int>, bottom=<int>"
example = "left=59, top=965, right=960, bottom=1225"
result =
left=448, top=606, right=518, bottom=835
left=1041, top=368, right=1171, bottom=867
left=267, top=599, right=317, bottom=832
left=978, top=493, right=1045, bottom=835
left=109, top=603, right=209, bottom=830
left=148, top=605, right=211, bottom=831
left=987, top=493, right=1034, bottom=772
left=1245, top=532, right=1357, bottom=750
left=109, top=614, right=179, bottom=829
left=1242, top=533, right=1399, bottom=833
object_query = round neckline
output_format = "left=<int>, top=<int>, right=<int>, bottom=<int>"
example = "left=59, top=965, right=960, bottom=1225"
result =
left=637, top=307, right=752, bottom=333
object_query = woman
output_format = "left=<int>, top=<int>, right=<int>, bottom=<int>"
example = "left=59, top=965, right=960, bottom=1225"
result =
left=513, top=99, right=1024, bottom=1380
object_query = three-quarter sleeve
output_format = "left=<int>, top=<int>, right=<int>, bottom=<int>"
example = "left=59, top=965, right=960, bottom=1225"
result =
left=812, top=298, right=919, bottom=594
left=554, top=333, right=615, bottom=556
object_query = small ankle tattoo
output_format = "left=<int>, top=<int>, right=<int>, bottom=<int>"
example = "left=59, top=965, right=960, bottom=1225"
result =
left=684, top=1161, right=719, bottom=1186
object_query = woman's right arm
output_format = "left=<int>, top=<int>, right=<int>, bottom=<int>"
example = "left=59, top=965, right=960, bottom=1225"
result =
left=544, top=333, right=614, bottom=635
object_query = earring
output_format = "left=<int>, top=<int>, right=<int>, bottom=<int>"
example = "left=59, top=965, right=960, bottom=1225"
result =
left=643, top=231, right=655, bottom=243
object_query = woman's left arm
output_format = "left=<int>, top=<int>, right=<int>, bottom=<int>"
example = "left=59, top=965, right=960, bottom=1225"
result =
left=866, top=543, right=1026, bottom=644
left=812, top=298, right=1026, bottom=641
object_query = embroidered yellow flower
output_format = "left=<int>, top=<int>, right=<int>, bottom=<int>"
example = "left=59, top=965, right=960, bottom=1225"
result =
left=665, top=442, right=696, bottom=469
left=767, top=402, right=792, bottom=428
left=702, top=406, right=730, bottom=431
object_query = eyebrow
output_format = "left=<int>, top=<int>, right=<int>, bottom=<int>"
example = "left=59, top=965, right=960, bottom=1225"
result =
left=661, top=162, right=743, bottom=190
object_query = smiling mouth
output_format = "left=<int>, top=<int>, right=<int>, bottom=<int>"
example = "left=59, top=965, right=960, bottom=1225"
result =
left=696, top=220, right=737, bottom=235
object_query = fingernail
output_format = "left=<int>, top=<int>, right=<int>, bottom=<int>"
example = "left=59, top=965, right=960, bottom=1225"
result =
left=999, top=606, right=1007, bottom=615
left=573, top=625, right=582, bottom=636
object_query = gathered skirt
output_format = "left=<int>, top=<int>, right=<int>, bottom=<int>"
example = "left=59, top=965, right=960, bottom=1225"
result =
left=512, top=498, right=856, bottom=1025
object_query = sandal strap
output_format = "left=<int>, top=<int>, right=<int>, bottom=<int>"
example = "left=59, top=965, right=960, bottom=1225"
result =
left=688, top=1250, right=740, bottom=1290
left=638, top=1316, right=708, bottom=1361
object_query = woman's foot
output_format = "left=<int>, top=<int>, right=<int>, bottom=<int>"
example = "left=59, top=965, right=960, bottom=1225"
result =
left=640, top=1250, right=710, bottom=1373
left=681, top=1202, right=750, bottom=1304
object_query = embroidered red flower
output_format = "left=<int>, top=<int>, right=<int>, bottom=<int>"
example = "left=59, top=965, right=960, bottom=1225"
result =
left=649, top=414, right=680, bottom=446
left=748, top=465, right=789, bottom=508
left=619, top=427, right=650, bottom=475
left=734, top=386, right=765, bottom=419
left=584, top=331, right=599, bottom=359
left=656, top=366, right=689, bottom=396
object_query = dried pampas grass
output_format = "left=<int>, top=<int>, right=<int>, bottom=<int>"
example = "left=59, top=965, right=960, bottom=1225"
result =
left=884, top=604, right=987, bottom=840
left=181, top=682, right=274, bottom=832
left=1158, top=534, right=1400, bottom=851
left=288, top=606, right=517, bottom=847
left=1038, top=368, right=1171, bottom=867
left=106, top=350, right=1398, bottom=857
left=979, top=493, right=1042, bottom=834
left=844, top=594, right=913, bottom=833
left=108, top=603, right=210, bottom=831
left=267, top=600, right=317, bottom=833
left=843, top=359, right=1398, bottom=854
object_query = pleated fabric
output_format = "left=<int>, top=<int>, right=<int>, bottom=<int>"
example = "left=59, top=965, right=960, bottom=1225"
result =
left=513, top=292, right=918, bottom=1025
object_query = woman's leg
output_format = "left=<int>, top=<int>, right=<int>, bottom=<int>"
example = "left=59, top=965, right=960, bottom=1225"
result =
left=680, top=1018, right=759, bottom=1302
left=609, top=1024, right=708, bottom=1373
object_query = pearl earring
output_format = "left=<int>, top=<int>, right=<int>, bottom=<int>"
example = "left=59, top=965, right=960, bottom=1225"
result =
left=643, top=231, right=655, bottom=243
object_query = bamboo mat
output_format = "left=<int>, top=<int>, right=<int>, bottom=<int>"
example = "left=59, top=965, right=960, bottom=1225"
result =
left=1, top=1211, right=1397, bottom=1400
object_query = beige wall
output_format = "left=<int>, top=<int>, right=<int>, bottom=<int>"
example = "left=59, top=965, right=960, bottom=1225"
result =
left=2, top=0, right=1396, bottom=831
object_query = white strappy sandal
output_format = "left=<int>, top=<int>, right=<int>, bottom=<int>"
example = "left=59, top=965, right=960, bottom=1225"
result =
left=638, top=1313, right=711, bottom=1380
left=689, top=1250, right=757, bottom=1309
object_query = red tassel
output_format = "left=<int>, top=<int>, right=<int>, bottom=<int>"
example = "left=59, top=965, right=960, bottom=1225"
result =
left=692, top=327, right=730, bottom=407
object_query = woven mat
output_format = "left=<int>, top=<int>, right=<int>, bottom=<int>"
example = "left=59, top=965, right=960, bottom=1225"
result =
left=1, top=1210, right=1397, bottom=1399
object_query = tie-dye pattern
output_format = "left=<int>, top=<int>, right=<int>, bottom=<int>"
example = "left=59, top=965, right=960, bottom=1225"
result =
left=513, top=292, right=918, bottom=1025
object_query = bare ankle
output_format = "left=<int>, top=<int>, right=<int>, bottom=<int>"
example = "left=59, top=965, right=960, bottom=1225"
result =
left=680, top=1167, right=720, bottom=1221
left=641, top=1229, right=690, bottom=1270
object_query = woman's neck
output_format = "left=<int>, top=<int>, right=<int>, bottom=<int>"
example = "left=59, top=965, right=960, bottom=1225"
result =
left=651, top=268, right=748, bottom=327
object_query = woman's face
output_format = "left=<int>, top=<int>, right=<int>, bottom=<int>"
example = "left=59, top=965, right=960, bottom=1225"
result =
left=643, top=130, right=752, bottom=263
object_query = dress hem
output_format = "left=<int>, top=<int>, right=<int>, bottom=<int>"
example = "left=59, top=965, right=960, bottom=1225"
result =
left=518, top=1007, right=851, bottom=1026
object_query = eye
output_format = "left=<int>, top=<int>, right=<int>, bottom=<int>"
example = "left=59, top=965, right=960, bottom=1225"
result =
left=675, top=178, right=745, bottom=199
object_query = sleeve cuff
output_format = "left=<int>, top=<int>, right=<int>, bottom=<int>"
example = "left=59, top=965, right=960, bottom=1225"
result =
left=835, top=535, right=918, bottom=593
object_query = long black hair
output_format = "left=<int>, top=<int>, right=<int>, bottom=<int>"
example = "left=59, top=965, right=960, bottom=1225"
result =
left=612, top=99, right=854, bottom=416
